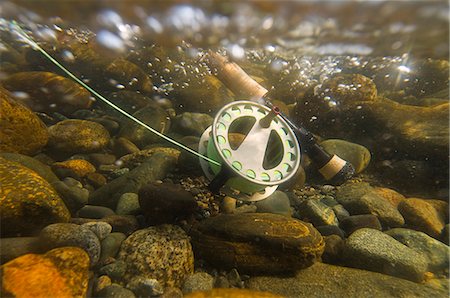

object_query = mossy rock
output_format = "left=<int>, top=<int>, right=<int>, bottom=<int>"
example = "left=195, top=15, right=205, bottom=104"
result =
left=0, top=157, right=70, bottom=237
left=190, top=213, right=324, bottom=274
left=1, top=247, right=89, bottom=297
left=0, top=87, right=48, bottom=155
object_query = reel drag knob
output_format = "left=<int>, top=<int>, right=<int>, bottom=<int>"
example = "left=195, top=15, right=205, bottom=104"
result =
left=198, top=101, right=301, bottom=201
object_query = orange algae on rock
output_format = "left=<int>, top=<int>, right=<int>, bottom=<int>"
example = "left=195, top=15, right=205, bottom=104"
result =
left=0, top=87, right=48, bottom=155
left=1, top=247, right=90, bottom=298
left=184, top=288, right=284, bottom=298
left=0, top=157, right=70, bottom=237
left=52, top=159, right=97, bottom=177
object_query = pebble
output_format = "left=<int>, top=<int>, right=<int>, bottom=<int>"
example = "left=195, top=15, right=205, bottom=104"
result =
left=88, top=153, right=117, bottom=167
left=96, top=283, right=136, bottom=298
left=172, top=112, right=213, bottom=136
left=117, top=225, right=194, bottom=288
left=94, top=275, right=112, bottom=294
left=111, top=137, right=140, bottom=158
left=81, top=222, right=112, bottom=241
left=372, top=187, right=405, bottom=208
left=255, top=191, right=292, bottom=217
left=116, top=193, right=141, bottom=215
left=316, top=225, right=345, bottom=238
left=214, top=276, right=230, bottom=288
left=336, top=182, right=404, bottom=227
left=332, top=204, right=350, bottom=221
left=77, top=205, right=116, bottom=219
left=52, top=159, right=96, bottom=178
left=398, top=198, right=446, bottom=239
left=319, top=139, right=371, bottom=174
left=100, top=232, right=127, bottom=263
left=343, top=228, right=428, bottom=282
left=126, top=276, right=164, bottom=297
left=227, top=268, right=243, bottom=288
left=385, top=228, right=450, bottom=272
left=38, top=223, right=101, bottom=266
left=322, top=234, right=345, bottom=264
left=52, top=177, right=89, bottom=214
left=221, top=196, right=237, bottom=214
left=340, top=214, right=382, bottom=236
left=47, top=119, right=110, bottom=154
left=182, top=272, right=215, bottom=294
left=138, top=182, right=197, bottom=224
left=99, top=260, right=127, bottom=281
left=297, top=199, right=338, bottom=226
left=89, top=152, right=177, bottom=209
left=85, top=172, right=108, bottom=188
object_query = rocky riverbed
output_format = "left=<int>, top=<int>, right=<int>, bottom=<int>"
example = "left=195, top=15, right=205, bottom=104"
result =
left=0, top=1, right=449, bottom=297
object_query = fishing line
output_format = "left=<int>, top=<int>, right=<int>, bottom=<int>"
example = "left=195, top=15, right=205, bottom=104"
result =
left=9, top=21, right=221, bottom=166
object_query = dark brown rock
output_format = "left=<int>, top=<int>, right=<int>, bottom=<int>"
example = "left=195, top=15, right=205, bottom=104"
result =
left=190, top=213, right=324, bottom=274
left=139, top=182, right=197, bottom=225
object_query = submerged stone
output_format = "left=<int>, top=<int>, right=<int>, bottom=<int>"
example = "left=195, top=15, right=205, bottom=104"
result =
left=189, top=213, right=324, bottom=274
left=0, top=158, right=70, bottom=237
left=0, top=88, right=48, bottom=155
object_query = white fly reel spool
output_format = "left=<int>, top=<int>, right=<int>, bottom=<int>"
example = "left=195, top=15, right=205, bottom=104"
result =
left=198, top=101, right=301, bottom=201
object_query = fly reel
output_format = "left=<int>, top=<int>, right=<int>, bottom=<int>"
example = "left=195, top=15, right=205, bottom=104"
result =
left=198, top=101, right=301, bottom=201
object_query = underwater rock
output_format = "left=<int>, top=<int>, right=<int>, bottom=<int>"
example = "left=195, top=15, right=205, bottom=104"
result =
left=100, top=91, right=154, bottom=118
left=126, top=276, right=164, bottom=297
left=336, top=182, right=404, bottom=227
left=343, top=228, right=428, bottom=282
left=1, top=247, right=89, bottom=298
left=246, top=262, right=447, bottom=297
left=96, top=284, right=136, bottom=298
left=74, top=215, right=140, bottom=236
left=94, top=275, right=112, bottom=294
left=119, top=147, right=181, bottom=169
left=255, top=191, right=292, bottom=217
left=38, top=222, right=101, bottom=266
left=85, top=172, right=108, bottom=188
left=0, top=237, right=40, bottom=265
left=297, top=199, right=339, bottom=226
left=52, top=178, right=89, bottom=214
left=111, top=137, right=140, bottom=158
left=385, top=228, right=450, bottom=273
left=100, top=232, right=127, bottom=264
left=116, top=193, right=140, bottom=215
left=340, top=214, right=382, bottom=236
left=81, top=221, right=112, bottom=241
left=185, top=288, right=282, bottom=298
left=316, top=225, right=345, bottom=238
left=47, top=119, right=110, bottom=154
left=190, top=213, right=324, bottom=274
left=77, top=205, right=116, bottom=219
left=90, top=152, right=177, bottom=209
left=0, top=158, right=70, bottom=237
left=52, top=159, right=96, bottom=178
left=0, top=152, right=59, bottom=185
left=319, top=139, right=371, bottom=174
left=182, top=272, right=215, bottom=294
left=118, top=105, right=171, bottom=148
left=397, top=198, right=446, bottom=239
left=99, top=260, right=127, bottom=281
left=117, top=225, right=194, bottom=288
left=138, top=182, right=197, bottom=225
left=372, top=187, right=406, bottom=208
left=172, top=112, right=213, bottom=136
left=2, top=71, right=92, bottom=115
left=0, top=88, right=49, bottom=155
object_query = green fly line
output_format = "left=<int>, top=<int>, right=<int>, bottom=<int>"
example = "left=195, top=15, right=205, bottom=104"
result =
left=10, top=21, right=221, bottom=167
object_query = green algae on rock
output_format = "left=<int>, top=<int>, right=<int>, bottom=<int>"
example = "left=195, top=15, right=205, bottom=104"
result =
left=0, top=87, right=48, bottom=155
left=190, top=213, right=324, bottom=274
left=0, top=157, right=70, bottom=237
